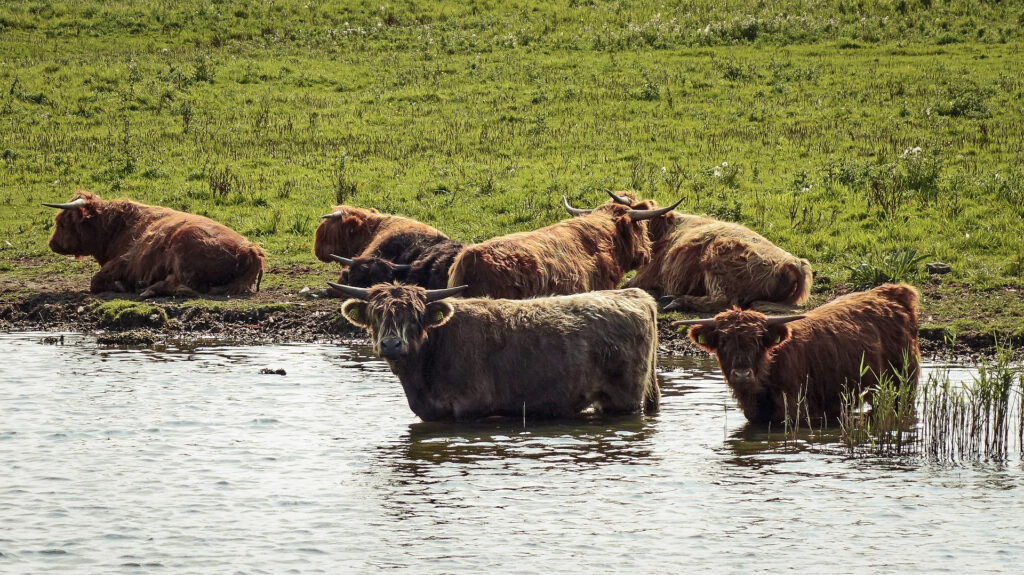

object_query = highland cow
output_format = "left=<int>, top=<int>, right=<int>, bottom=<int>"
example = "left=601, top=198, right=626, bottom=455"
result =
left=447, top=198, right=679, bottom=299
left=329, top=235, right=464, bottom=290
left=335, top=283, right=661, bottom=421
left=582, top=192, right=812, bottom=313
left=44, top=191, right=264, bottom=297
left=676, top=284, right=920, bottom=425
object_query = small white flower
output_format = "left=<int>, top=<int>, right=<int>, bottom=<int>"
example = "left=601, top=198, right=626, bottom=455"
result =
left=722, top=161, right=728, bottom=167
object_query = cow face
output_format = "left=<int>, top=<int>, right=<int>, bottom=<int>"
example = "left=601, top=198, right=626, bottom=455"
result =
left=682, top=309, right=801, bottom=391
left=45, top=192, right=105, bottom=257
left=344, top=257, right=407, bottom=288
left=314, top=206, right=380, bottom=262
left=339, top=284, right=464, bottom=359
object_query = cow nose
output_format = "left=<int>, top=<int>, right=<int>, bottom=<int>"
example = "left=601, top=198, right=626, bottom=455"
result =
left=730, top=368, right=754, bottom=383
left=379, top=338, right=404, bottom=357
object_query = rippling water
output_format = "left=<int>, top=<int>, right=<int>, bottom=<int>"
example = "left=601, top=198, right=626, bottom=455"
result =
left=1, top=332, right=1021, bottom=573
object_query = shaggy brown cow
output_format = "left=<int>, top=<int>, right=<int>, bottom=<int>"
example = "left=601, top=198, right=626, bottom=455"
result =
left=587, top=192, right=812, bottom=312
left=314, top=205, right=446, bottom=267
left=44, top=191, right=265, bottom=297
left=675, top=283, right=919, bottom=425
left=329, top=234, right=464, bottom=290
left=446, top=198, right=678, bottom=299
left=334, top=282, right=660, bottom=421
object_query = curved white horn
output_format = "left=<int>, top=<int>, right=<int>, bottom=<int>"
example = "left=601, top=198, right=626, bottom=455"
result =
left=41, top=198, right=87, bottom=210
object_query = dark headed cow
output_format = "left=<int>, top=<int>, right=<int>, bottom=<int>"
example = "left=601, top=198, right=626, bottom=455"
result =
left=314, top=205, right=446, bottom=267
left=675, top=283, right=919, bottom=425
left=334, top=282, right=661, bottom=422
left=447, top=198, right=679, bottom=299
left=588, top=192, right=812, bottom=313
left=44, top=191, right=265, bottom=297
left=329, top=234, right=465, bottom=290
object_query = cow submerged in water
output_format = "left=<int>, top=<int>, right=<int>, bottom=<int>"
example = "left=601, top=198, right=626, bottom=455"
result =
left=314, top=205, right=446, bottom=280
left=333, top=282, right=661, bottom=421
left=446, top=198, right=680, bottom=299
left=576, top=192, right=812, bottom=312
left=675, top=283, right=920, bottom=425
left=44, top=191, right=265, bottom=297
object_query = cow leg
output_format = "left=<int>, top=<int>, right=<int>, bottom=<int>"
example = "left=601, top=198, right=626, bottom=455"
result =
left=140, top=275, right=198, bottom=299
left=662, top=294, right=732, bottom=313
left=90, top=260, right=132, bottom=293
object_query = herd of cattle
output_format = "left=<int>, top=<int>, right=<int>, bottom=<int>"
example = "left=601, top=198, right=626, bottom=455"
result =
left=43, top=190, right=919, bottom=425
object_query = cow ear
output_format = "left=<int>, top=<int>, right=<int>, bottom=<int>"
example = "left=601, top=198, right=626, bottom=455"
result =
left=688, top=325, right=717, bottom=352
left=340, top=300, right=370, bottom=328
left=765, top=324, right=791, bottom=349
left=424, top=301, right=454, bottom=329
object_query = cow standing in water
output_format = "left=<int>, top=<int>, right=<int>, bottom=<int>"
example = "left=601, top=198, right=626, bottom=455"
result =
left=446, top=198, right=679, bottom=299
left=334, top=282, right=661, bottom=422
left=329, top=234, right=464, bottom=290
left=44, top=191, right=265, bottom=297
left=676, top=284, right=920, bottom=425
left=314, top=205, right=446, bottom=281
left=575, top=192, right=812, bottom=313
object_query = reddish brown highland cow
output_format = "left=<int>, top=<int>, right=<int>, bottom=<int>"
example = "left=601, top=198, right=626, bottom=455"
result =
left=447, top=198, right=678, bottom=299
left=314, top=205, right=446, bottom=275
left=586, top=192, right=812, bottom=312
left=676, top=284, right=920, bottom=425
left=44, top=191, right=265, bottom=297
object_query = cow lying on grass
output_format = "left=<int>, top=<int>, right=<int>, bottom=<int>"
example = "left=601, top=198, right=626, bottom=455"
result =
left=447, top=198, right=678, bottom=299
left=675, top=283, right=919, bottom=425
left=44, top=191, right=265, bottom=297
left=588, top=192, right=812, bottom=312
left=314, top=205, right=446, bottom=275
left=334, top=282, right=661, bottom=421
left=329, top=234, right=464, bottom=290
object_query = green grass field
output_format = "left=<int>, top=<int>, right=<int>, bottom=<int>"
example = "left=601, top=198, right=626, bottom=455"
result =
left=1, top=1, right=1022, bottom=338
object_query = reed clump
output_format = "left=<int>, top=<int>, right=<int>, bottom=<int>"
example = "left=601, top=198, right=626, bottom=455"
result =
left=840, top=343, right=1024, bottom=461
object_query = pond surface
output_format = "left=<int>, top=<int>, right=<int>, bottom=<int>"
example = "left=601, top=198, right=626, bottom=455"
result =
left=1, top=332, right=1021, bottom=573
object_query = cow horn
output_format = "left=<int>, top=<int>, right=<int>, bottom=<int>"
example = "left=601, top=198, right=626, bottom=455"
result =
left=626, top=198, right=683, bottom=221
left=41, top=198, right=87, bottom=210
left=329, top=254, right=355, bottom=266
left=670, top=318, right=716, bottom=328
left=607, top=191, right=632, bottom=205
left=326, top=282, right=372, bottom=300
left=321, top=211, right=343, bottom=220
left=389, top=263, right=412, bottom=271
left=425, top=285, right=469, bottom=302
left=561, top=196, right=592, bottom=217
left=765, top=314, right=806, bottom=326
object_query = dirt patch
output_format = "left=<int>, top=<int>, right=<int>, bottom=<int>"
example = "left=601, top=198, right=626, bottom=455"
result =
left=0, top=283, right=1015, bottom=359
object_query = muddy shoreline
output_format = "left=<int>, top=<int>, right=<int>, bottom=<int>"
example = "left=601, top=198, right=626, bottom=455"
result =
left=0, top=287, right=1008, bottom=360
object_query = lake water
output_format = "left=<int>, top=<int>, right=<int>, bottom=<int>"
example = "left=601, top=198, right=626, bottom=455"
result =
left=1, top=332, right=1021, bottom=573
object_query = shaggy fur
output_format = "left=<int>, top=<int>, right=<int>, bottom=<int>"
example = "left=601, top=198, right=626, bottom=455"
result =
left=342, top=285, right=661, bottom=421
left=47, top=191, right=265, bottom=297
left=343, top=236, right=464, bottom=290
left=447, top=204, right=651, bottom=299
left=686, top=284, right=920, bottom=425
left=313, top=205, right=445, bottom=265
left=614, top=195, right=812, bottom=312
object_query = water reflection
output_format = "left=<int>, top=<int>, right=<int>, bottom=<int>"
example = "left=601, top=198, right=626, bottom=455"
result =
left=380, top=415, right=656, bottom=473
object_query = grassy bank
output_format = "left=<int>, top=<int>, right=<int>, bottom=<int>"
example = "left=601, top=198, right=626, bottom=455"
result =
left=1, top=1, right=1022, bottom=339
